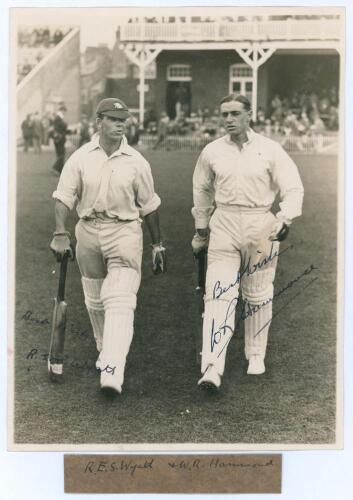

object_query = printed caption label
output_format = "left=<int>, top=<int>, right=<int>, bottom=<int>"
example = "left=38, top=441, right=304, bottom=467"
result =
left=64, top=454, right=282, bottom=493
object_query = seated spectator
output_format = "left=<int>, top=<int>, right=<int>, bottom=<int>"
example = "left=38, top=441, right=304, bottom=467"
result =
left=262, top=119, right=272, bottom=137
left=22, top=59, right=32, bottom=77
left=310, top=110, right=325, bottom=133
left=330, top=86, right=338, bottom=107
left=298, top=111, right=311, bottom=134
left=271, top=94, right=283, bottom=123
left=256, top=107, right=266, bottom=129
left=202, top=107, right=210, bottom=122
left=271, top=93, right=282, bottom=111
left=282, top=96, right=290, bottom=114
left=281, top=111, right=304, bottom=151
left=327, top=105, right=339, bottom=131
left=319, top=89, right=330, bottom=116
left=175, top=111, right=189, bottom=135
left=43, top=28, right=50, bottom=47
left=186, top=112, right=201, bottom=131
left=273, top=120, right=281, bottom=135
left=53, top=29, right=64, bottom=45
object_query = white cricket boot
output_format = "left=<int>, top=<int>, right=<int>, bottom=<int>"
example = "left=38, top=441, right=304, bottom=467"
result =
left=198, top=364, right=221, bottom=391
left=247, top=354, right=266, bottom=375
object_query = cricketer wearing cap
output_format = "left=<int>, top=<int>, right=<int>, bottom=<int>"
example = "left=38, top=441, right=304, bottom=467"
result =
left=50, top=98, right=166, bottom=397
left=192, top=94, right=304, bottom=391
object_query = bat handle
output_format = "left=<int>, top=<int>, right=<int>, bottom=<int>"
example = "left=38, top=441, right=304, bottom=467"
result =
left=57, top=253, right=69, bottom=302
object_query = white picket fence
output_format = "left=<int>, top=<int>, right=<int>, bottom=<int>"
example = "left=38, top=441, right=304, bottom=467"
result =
left=63, top=131, right=338, bottom=154
left=136, top=132, right=338, bottom=154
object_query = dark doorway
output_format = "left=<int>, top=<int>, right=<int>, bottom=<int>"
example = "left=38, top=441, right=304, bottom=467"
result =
left=166, top=81, right=191, bottom=119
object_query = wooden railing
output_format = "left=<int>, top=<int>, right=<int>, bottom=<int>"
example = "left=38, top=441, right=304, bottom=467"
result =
left=120, top=19, right=341, bottom=42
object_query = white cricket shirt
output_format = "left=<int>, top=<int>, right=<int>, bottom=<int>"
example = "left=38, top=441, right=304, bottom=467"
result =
left=53, top=134, right=161, bottom=220
left=192, top=129, right=304, bottom=228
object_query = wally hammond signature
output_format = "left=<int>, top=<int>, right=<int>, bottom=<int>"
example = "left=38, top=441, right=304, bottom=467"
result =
left=213, top=243, right=292, bottom=300
left=210, top=246, right=319, bottom=357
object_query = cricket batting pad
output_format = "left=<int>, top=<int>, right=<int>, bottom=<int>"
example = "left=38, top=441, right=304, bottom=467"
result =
left=99, top=267, right=140, bottom=390
left=241, top=265, right=276, bottom=360
left=201, top=260, right=240, bottom=376
left=81, top=277, right=104, bottom=352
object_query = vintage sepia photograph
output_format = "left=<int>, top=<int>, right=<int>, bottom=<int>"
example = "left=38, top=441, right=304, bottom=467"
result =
left=8, top=5, right=344, bottom=451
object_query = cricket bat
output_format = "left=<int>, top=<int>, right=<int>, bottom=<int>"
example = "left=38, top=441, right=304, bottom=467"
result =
left=194, top=249, right=207, bottom=365
left=48, top=253, right=69, bottom=382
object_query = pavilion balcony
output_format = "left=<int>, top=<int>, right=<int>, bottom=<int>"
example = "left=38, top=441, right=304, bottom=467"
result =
left=119, top=18, right=341, bottom=43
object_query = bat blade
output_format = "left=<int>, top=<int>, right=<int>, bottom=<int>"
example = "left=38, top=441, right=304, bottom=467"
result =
left=195, top=249, right=207, bottom=365
left=48, top=297, right=67, bottom=382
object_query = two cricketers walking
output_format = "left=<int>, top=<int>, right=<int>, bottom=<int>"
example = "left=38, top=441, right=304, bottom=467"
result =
left=49, top=93, right=304, bottom=396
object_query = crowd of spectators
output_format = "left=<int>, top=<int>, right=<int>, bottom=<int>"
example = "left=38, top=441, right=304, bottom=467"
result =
left=258, top=86, right=339, bottom=134
left=21, top=111, right=54, bottom=153
left=145, top=107, right=225, bottom=140
left=20, top=110, right=141, bottom=153
left=143, top=86, right=339, bottom=149
left=20, top=110, right=58, bottom=153
left=17, top=27, right=69, bottom=84
left=18, top=27, right=66, bottom=48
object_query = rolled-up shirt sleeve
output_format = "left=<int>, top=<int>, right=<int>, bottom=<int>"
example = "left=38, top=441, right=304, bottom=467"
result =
left=271, top=143, right=304, bottom=223
left=192, top=149, right=215, bottom=228
left=135, top=160, right=161, bottom=217
left=52, top=154, right=81, bottom=210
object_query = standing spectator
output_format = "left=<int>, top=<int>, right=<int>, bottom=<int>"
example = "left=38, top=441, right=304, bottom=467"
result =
left=153, top=111, right=170, bottom=150
left=52, top=104, right=69, bottom=174
left=32, top=112, right=43, bottom=153
left=78, top=114, right=91, bottom=147
left=125, top=116, right=140, bottom=145
left=21, top=114, right=34, bottom=152
left=41, top=112, right=51, bottom=146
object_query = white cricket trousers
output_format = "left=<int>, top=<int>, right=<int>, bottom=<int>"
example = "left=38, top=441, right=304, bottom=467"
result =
left=75, top=218, right=142, bottom=391
left=201, top=205, right=280, bottom=376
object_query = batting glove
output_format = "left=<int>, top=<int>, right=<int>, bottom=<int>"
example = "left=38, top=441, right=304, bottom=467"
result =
left=269, top=221, right=290, bottom=242
left=151, top=243, right=166, bottom=274
left=191, top=232, right=209, bottom=255
left=50, top=231, right=75, bottom=262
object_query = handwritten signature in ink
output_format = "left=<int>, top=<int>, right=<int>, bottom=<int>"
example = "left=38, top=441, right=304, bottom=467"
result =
left=210, top=263, right=319, bottom=357
left=213, top=243, right=293, bottom=300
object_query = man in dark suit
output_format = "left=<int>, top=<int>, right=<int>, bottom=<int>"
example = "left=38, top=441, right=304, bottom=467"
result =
left=52, top=104, right=68, bottom=174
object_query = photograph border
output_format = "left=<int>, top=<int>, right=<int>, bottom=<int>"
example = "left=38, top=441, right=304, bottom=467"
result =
left=7, top=2, right=346, bottom=454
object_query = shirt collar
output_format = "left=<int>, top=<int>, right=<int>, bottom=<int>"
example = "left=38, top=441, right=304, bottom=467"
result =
left=225, top=128, right=256, bottom=147
left=87, top=133, right=133, bottom=156
left=57, top=111, right=64, bottom=119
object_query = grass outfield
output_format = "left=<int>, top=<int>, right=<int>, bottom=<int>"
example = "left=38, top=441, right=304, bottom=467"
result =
left=13, top=149, right=338, bottom=445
